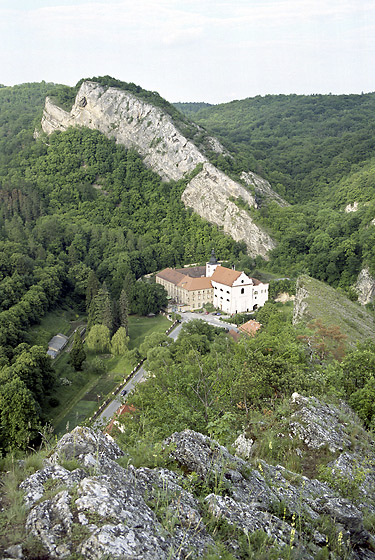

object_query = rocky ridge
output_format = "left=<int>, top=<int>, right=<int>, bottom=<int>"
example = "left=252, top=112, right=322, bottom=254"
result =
left=40, top=81, right=278, bottom=257
left=4, top=395, right=375, bottom=559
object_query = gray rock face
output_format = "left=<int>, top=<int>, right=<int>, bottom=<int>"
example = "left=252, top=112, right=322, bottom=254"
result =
left=182, top=163, right=276, bottom=257
left=290, top=393, right=354, bottom=453
left=13, top=404, right=375, bottom=559
left=355, top=268, right=375, bottom=305
left=292, top=276, right=310, bottom=324
left=41, top=81, right=277, bottom=257
left=241, top=171, right=290, bottom=208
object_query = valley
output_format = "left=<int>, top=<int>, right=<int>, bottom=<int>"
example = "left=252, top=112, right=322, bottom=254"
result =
left=1, top=77, right=375, bottom=559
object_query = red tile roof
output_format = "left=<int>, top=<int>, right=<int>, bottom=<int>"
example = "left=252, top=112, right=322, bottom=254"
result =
left=210, top=266, right=242, bottom=286
left=238, top=320, right=262, bottom=336
left=156, top=268, right=186, bottom=284
left=177, top=276, right=212, bottom=291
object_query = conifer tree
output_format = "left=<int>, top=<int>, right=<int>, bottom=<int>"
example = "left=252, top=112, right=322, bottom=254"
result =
left=87, top=283, right=114, bottom=333
left=86, top=270, right=100, bottom=311
left=70, top=331, right=86, bottom=371
left=119, top=289, right=129, bottom=335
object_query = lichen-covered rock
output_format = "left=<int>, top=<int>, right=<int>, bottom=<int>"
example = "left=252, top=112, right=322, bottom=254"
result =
left=289, top=393, right=353, bottom=452
left=20, top=464, right=86, bottom=508
left=314, top=497, right=370, bottom=546
left=14, top=416, right=375, bottom=559
left=49, top=425, right=123, bottom=464
left=41, top=81, right=277, bottom=257
left=25, top=490, right=73, bottom=558
left=164, top=429, right=244, bottom=478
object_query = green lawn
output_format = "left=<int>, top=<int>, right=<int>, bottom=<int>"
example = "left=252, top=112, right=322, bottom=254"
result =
left=43, top=312, right=172, bottom=435
left=128, top=314, right=171, bottom=349
left=28, top=306, right=86, bottom=347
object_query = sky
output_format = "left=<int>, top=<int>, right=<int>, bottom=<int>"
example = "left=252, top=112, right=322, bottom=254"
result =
left=1, top=0, right=374, bottom=104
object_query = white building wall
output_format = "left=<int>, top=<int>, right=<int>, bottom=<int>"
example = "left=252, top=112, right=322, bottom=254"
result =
left=206, top=262, right=219, bottom=277
left=212, top=276, right=269, bottom=314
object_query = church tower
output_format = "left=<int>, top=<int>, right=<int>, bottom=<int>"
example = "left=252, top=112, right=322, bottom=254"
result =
left=206, top=249, right=219, bottom=277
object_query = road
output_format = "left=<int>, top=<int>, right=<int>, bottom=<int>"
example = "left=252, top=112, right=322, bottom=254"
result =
left=95, top=313, right=237, bottom=427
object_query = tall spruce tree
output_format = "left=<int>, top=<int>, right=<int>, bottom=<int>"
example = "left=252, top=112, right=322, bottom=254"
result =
left=70, top=331, right=86, bottom=371
left=119, top=289, right=129, bottom=335
left=86, top=270, right=100, bottom=312
left=87, top=283, right=114, bottom=333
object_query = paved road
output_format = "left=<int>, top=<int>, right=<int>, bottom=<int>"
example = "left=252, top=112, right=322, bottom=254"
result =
left=95, top=313, right=237, bottom=427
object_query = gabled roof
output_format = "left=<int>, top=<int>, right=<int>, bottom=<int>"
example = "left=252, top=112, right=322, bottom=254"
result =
left=177, top=276, right=212, bottom=291
left=210, top=266, right=242, bottom=286
left=48, top=334, right=69, bottom=352
left=175, top=266, right=206, bottom=278
left=239, top=320, right=262, bottom=336
left=156, top=268, right=186, bottom=285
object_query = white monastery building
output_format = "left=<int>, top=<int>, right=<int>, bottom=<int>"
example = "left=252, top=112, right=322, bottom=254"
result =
left=156, top=250, right=268, bottom=314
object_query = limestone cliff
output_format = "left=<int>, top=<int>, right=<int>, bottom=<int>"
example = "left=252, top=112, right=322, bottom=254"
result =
left=41, top=81, right=276, bottom=257
left=5, top=395, right=375, bottom=559
left=355, top=268, right=375, bottom=305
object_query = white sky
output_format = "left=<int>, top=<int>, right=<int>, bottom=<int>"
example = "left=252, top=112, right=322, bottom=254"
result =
left=1, top=0, right=374, bottom=103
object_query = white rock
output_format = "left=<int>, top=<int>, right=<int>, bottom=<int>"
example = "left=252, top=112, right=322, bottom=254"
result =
left=41, top=81, right=277, bottom=257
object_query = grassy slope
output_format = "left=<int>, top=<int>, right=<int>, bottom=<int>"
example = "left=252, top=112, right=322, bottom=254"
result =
left=294, top=275, right=375, bottom=346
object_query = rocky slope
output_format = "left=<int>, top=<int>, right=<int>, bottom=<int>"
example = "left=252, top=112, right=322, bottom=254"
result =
left=293, top=274, right=375, bottom=346
left=4, top=394, right=375, bottom=559
left=40, top=81, right=278, bottom=257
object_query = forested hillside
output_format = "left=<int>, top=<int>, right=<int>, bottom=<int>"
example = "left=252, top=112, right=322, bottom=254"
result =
left=182, top=93, right=375, bottom=203
left=181, top=93, right=375, bottom=286
left=0, top=83, right=243, bottom=452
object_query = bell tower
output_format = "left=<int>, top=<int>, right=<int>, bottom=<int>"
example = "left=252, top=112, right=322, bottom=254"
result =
left=206, top=249, right=219, bottom=277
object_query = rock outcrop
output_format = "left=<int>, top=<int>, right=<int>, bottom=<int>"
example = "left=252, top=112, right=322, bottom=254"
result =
left=355, top=268, right=375, bottom=305
left=7, top=396, right=375, bottom=560
left=41, top=81, right=277, bottom=257
left=241, top=171, right=290, bottom=208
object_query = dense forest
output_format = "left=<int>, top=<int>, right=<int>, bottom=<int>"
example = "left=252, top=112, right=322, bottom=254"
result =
left=175, top=94, right=375, bottom=286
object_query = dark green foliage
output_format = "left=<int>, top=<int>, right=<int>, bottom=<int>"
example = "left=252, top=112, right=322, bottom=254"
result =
left=173, top=101, right=213, bottom=115
left=46, top=84, right=79, bottom=111
left=192, top=92, right=375, bottom=204
left=117, top=319, right=314, bottom=446
left=69, top=331, right=86, bottom=371
left=118, top=289, right=129, bottom=335
left=130, top=281, right=167, bottom=316
left=0, top=343, right=56, bottom=451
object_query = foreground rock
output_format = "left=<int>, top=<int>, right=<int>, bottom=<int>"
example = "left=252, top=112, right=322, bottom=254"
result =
left=41, top=81, right=278, bottom=257
left=7, top=396, right=375, bottom=559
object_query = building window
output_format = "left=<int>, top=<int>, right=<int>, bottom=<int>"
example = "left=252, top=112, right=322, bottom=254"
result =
left=226, top=290, right=229, bottom=294
left=241, top=288, right=244, bottom=294
left=227, top=299, right=229, bottom=302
